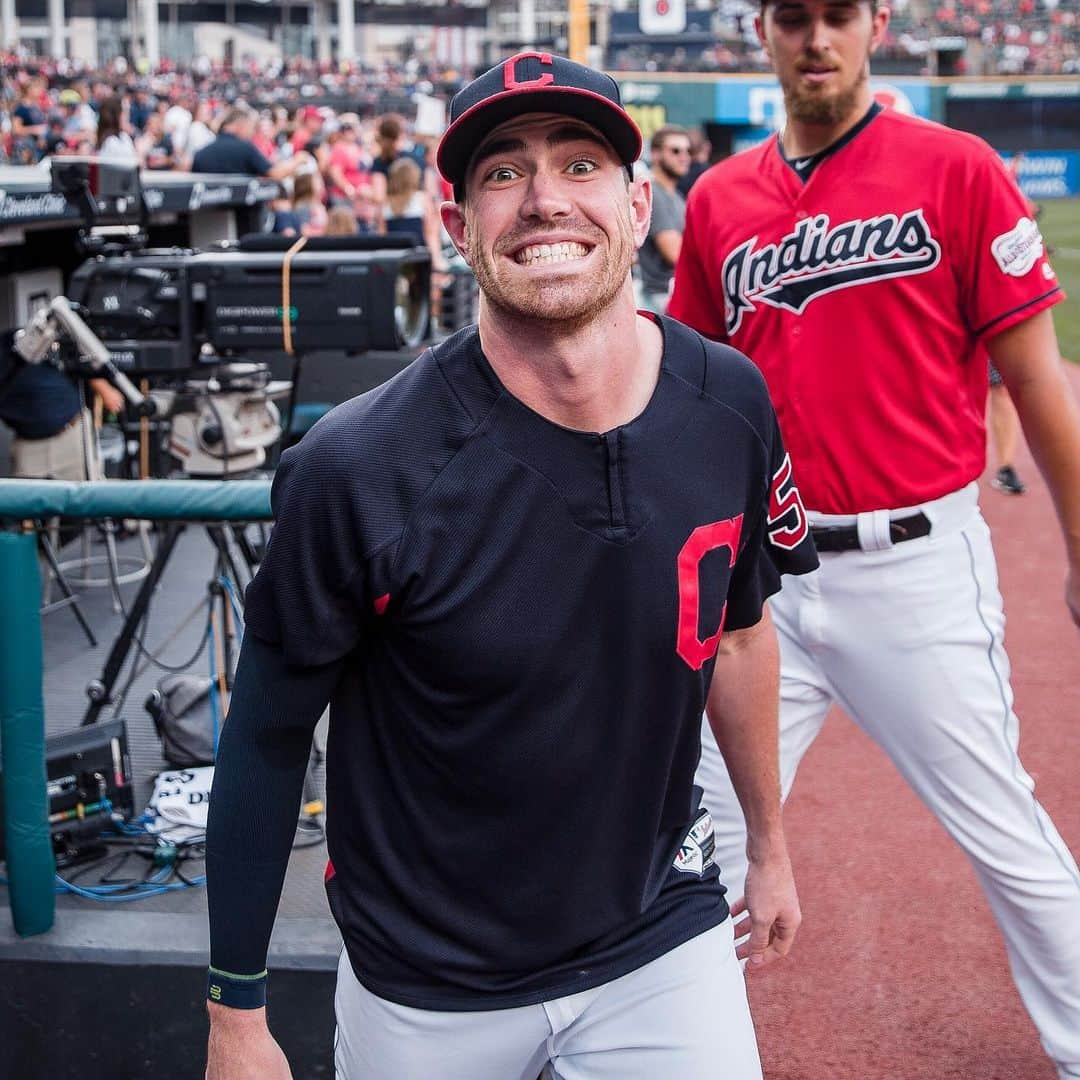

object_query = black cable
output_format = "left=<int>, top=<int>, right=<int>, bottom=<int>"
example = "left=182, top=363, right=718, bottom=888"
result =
left=174, top=861, right=204, bottom=888
left=292, top=818, right=326, bottom=849
left=99, top=849, right=155, bottom=886
left=111, top=604, right=213, bottom=719
left=129, top=606, right=214, bottom=674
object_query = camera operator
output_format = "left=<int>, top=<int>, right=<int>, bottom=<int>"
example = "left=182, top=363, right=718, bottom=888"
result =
left=0, top=330, right=123, bottom=481
left=192, top=105, right=313, bottom=182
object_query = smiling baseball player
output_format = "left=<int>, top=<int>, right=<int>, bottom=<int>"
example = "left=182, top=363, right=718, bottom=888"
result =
left=667, top=0, right=1080, bottom=1075
left=203, top=53, right=820, bottom=1080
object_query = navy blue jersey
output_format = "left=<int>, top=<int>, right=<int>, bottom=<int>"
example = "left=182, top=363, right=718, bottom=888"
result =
left=243, top=316, right=817, bottom=1010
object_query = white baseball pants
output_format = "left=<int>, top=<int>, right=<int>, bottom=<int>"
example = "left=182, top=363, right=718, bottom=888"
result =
left=334, top=918, right=762, bottom=1079
left=696, top=482, right=1080, bottom=1075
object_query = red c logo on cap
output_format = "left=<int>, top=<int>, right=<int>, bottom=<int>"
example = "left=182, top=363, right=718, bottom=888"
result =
left=503, top=52, right=555, bottom=91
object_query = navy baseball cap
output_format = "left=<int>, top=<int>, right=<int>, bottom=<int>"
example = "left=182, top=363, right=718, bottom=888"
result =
left=437, top=52, right=642, bottom=197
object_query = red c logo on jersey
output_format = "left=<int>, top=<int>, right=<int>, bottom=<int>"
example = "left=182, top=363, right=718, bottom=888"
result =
left=768, top=454, right=809, bottom=551
left=503, top=52, right=555, bottom=91
left=676, top=515, right=744, bottom=671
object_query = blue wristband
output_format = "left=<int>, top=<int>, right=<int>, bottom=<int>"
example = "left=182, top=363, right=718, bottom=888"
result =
left=207, top=967, right=268, bottom=1009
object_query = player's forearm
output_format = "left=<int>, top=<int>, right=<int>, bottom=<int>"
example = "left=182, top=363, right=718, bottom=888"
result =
left=653, top=229, right=682, bottom=268
left=1013, top=379, right=1080, bottom=564
left=990, top=312, right=1080, bottom=565
left=705, top=609, right=784, bottom=860
left=206, top=633, right=340, bottom=977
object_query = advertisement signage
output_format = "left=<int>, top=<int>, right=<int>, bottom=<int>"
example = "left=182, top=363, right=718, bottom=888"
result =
left=1001, top=151, right=1080, bottom=199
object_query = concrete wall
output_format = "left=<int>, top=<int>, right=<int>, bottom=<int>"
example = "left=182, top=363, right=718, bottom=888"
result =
left=195, top=21, right=279, bottom=65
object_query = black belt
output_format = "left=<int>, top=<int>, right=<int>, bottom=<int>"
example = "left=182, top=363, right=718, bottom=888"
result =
left=810, top=511, right=931, bottom=553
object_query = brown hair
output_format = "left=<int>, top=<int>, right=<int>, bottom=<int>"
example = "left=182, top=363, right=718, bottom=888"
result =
left=386, top=157, right=421, bottom=198
left=327, top=206, right=359, bottom=235
left=292, top=172, right=318, bottom=205
left=650, top=124, right=689, bottom=155
left=219, top=105, right=255, bottom=133
left=96, top=96, right=124, bottom=148
left=377, top=114, right=404, bottom=142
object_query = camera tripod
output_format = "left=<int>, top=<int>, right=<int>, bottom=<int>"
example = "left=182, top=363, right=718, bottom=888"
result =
left=80, top=514, right=261, bottom=728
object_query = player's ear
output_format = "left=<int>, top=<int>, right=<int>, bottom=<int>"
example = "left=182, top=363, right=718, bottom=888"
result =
left=754, top=12, right=770, bottom=55
left=869, top=3, right=891, bottom=53
left=630, top=173, right=652, bottom=249
left=440, top=201, right=472, bottom=266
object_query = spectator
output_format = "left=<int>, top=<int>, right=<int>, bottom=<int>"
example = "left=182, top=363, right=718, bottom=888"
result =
left=381, top=156, right=426, bottom=246
left=292, top=169, right=328, bottom=236
left=128, top=85, right=154, bottom=132
left=183, top=98, right=216, bottom=163
left=44, top=113, right=69, bottom=156
left=639, top=125, right=691, bottom=314
left=269, top=191, right=302, bottom=236
left=369, top=113, right=423, bottom=210
left=137, top=110, right=176, bottom=170
left=96, top=96, right=138, bottom=161
left=326, top=114, right=377, bottom=231
left=290, top=105, right=323, bottom=155
left=163, top=94, right=194, bottom=157
left=59, top=85, right=96, bottom=143
left=192, top=105, right=307, bottom=180
left=380, top=156, right=447, bottom=273
left=326, top=204, right=359, bottom=236
left=252, top=114, right=277, bottom=161
left=12, top=77, right=47, bottom=162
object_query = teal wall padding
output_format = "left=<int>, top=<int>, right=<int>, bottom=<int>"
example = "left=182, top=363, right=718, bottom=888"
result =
left=0, top=530, right=54, bottom=937
left=0, top=479, right=273, bottom=522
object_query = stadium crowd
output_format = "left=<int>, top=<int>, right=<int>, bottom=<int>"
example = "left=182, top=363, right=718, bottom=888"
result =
left=609, top=0, right=1079, bottom=74
left=0, top=0, right=1073, bottom=236
left=0, top=55, right=465, bottom=256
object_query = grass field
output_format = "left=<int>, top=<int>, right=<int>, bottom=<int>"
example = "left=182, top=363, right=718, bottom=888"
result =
left=1041, top=197, right=1080, bottom=363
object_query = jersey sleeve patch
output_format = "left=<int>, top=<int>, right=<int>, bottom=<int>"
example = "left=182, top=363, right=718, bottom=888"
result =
left=672, top=809, right=716, bottom=876
left=991, top=218, right=1044, bottom=278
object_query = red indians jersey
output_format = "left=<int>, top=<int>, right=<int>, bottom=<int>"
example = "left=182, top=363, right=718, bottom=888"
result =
left=668, top=106, right=1063, bottom=514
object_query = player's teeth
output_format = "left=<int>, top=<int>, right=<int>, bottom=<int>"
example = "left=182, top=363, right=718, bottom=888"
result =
left=517, top=242, right=588, bottom=265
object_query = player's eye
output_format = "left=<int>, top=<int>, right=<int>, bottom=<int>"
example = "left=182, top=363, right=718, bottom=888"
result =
left=773, top=8, right=810, bottom=25
left=484, top=165, right=520, bottom=183
left=566, top=158, right=599, bottom=176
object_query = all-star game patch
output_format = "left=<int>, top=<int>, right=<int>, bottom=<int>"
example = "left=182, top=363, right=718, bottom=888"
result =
left=990, top=217, right=1044, bottom=278
left=673, top=808, right=716, bottom=876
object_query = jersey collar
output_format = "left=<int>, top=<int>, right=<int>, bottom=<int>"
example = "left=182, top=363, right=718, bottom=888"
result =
left=777, top=101, right=883, bottom=184
left=446, top=320, right=702, bottom=540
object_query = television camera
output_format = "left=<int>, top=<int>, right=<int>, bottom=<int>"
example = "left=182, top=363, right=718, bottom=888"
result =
left=10, top=159, right=434, bottom=476
left=67, top=234, right=433, bottom=374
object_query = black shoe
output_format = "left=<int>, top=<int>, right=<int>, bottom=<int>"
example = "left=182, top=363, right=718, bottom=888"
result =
left=992, top=465, right=1026, bottom=495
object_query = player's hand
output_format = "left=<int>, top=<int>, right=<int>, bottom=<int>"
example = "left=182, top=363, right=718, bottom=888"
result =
left=206, top=1004, right=292, bottom=1080
left=90, top=379, right=125, bottom=415
left=1066, top=565, right=1080, bottom=631
left=732, top=847, right=801, bottom=970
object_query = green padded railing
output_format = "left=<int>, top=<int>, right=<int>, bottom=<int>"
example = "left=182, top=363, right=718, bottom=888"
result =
left=0, top=479, right=273, bottom=523
left=0, top=531, right=53, bottom=936
left=0, top=478, right=274, bottom=937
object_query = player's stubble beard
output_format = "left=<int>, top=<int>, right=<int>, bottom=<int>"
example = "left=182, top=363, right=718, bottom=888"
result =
left=464, top=203, right=637, bottom=331
left=656, top=159, right=686, bottom=183
left=782, top=49, right=870, bottom=126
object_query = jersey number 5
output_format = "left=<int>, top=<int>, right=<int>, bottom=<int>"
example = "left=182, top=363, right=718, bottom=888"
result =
left=768, top=454, right=809, bottom=550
